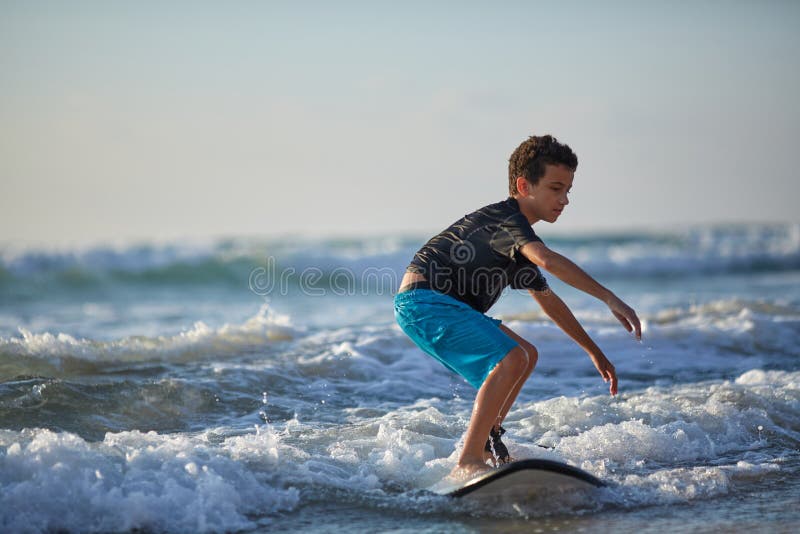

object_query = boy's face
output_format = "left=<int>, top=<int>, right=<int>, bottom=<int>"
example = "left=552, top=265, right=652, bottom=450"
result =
left=515, top=163, right=574, bottom=224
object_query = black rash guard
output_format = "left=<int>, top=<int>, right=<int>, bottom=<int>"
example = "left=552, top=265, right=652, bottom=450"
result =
left=407, top=197, right=549, bottom=313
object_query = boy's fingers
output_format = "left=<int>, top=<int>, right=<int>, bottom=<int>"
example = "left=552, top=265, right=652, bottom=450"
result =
left=614, top=310, right=642, bottom=341
left=600, top=368, right=617, bottom=396
left=624, top=306, right=642, bottom=340
left=613, top=311, right=633, bottom=332
left=629, top=311, right=642, bottom=340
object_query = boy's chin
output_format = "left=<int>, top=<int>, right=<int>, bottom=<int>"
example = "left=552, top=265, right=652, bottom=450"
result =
left=533, top=209, right=562, bottom=223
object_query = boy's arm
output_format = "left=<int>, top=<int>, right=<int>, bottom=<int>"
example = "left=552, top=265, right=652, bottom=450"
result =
left=530, top=288, right=618, bottom=396
left=521, top=241, right=642, bottom=340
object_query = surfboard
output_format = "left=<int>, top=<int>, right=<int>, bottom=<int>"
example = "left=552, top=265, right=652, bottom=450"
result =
left=437, top=459, right=605, bottom=500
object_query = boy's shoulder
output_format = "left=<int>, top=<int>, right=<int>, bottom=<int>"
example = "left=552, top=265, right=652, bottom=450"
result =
left=463, top=197, right=530, bottom=230
left=467, top=197, right=523, bottom=219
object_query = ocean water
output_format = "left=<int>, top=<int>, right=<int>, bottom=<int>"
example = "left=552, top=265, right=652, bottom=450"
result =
left=1, top=224, right=799, bottom=533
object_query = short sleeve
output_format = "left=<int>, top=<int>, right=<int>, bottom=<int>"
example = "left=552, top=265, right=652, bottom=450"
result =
left=508, top=258, right=549, bottom=292
left=491, top=212, right=542, bottom=260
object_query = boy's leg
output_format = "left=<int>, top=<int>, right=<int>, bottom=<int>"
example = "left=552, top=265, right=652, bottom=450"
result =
left=492, top=325, right=538, bottom=429
left=454, top=344, right=531, bottom=475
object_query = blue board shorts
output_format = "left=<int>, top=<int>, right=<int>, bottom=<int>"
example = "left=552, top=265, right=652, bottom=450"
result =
left=394, top=288, right=519, bottom=389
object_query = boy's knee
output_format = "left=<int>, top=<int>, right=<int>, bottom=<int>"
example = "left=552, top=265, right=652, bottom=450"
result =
left=501, top=346, right=530, bottom=375
left=520, top=341, right=538, bottom=373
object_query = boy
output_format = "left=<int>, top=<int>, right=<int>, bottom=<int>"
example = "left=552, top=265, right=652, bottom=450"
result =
left=394, top=134, right=641, bottom=480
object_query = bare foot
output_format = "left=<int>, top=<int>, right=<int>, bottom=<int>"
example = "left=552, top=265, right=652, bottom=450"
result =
left=446, top=461, right=492, bottom=484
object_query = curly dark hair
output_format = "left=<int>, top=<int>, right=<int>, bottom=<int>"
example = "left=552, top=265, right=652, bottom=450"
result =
left=508, top=135, right=578, bottom=195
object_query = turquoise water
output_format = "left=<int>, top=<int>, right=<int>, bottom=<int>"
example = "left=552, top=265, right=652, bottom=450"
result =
left=1, top=224, right=799, bottom=532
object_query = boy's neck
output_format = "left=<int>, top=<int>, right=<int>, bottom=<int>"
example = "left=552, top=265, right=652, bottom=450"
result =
left=511, top=194, right=540, bottom=225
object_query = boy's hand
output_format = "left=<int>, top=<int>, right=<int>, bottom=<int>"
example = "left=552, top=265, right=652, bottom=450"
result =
left=590, top=353, right=618, bottom=396
left=606, top=295, right=642, bottom=340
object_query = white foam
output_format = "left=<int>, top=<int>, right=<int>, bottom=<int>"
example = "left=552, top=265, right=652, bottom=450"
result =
left=454, top=370, right=797, bottom=509
left=2, top=369, right=796, bottom=529
left=608, top=459, right=782, bottom=507
left=0, top=304, right=295, bottom=365
left=735, top=368, right=799, bottom=386
left=0, top=427, right=298, bottom=533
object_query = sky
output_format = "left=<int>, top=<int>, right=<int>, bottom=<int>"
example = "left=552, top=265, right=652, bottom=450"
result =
left=1, top=1, right=799, bottom=247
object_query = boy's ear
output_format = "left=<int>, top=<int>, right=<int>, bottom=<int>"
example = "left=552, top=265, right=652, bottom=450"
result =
left=516, top=176, right=530, bottom=195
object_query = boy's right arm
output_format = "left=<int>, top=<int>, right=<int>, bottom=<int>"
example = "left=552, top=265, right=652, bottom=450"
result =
left=531, top=288, right=618, bottom=396
left=521, top=241, right=642, bottom=340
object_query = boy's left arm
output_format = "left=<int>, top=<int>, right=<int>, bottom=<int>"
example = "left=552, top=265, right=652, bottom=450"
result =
left=521, top=241, right=642, bottom=340
left=530, top=288, right=618, bottom=396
